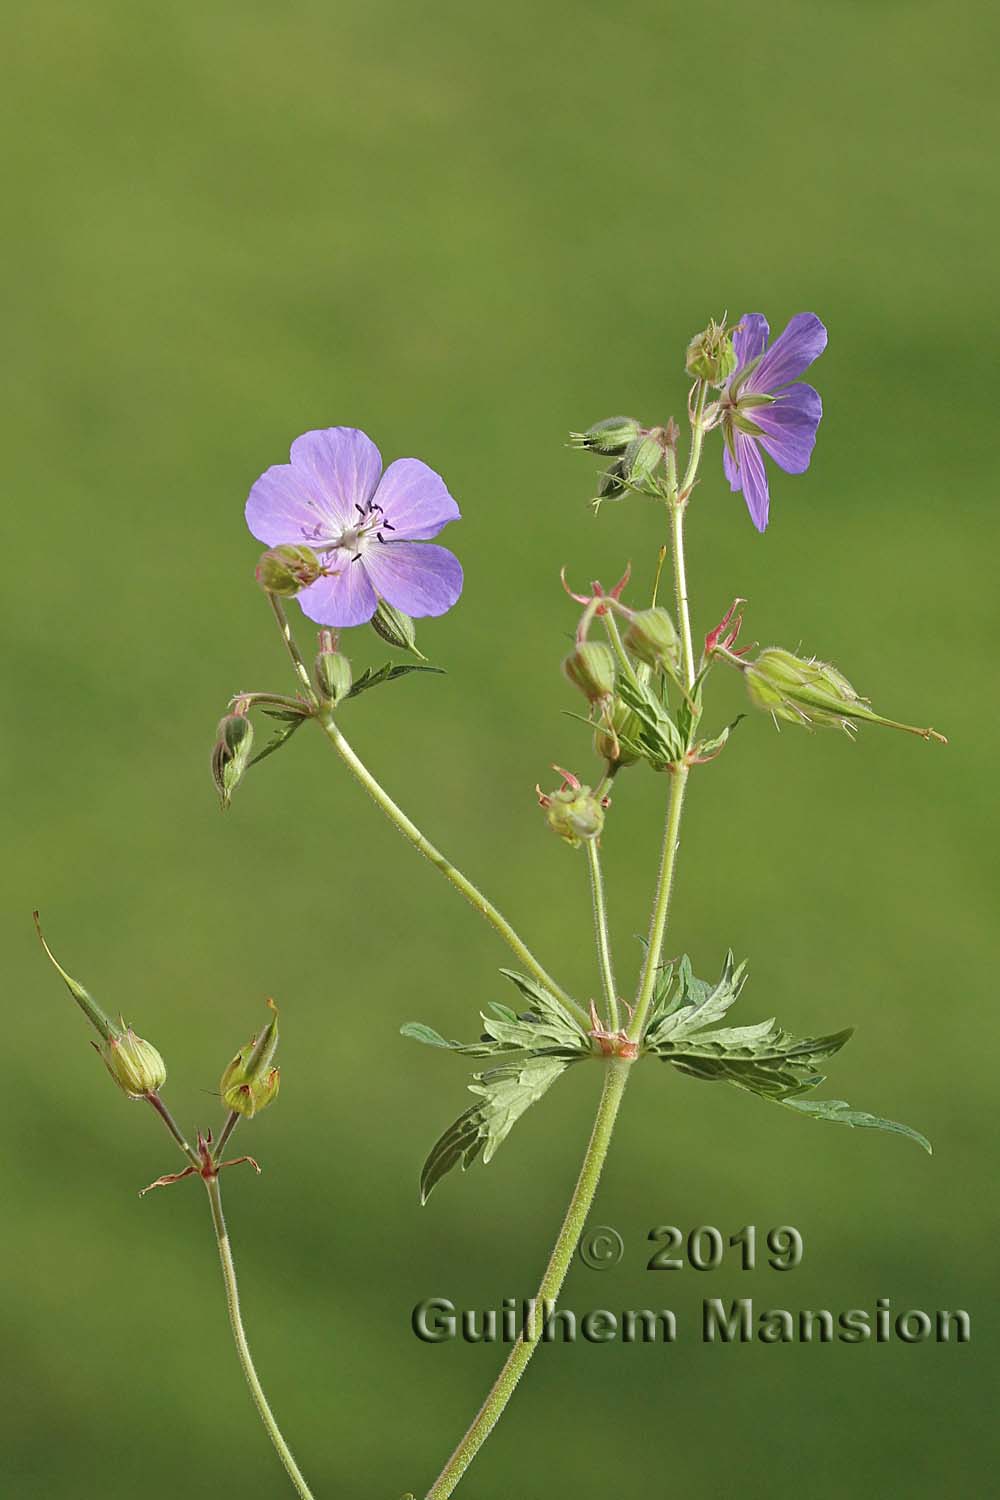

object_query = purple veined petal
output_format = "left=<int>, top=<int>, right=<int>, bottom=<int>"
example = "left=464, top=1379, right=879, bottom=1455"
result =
left=731, top=313, right=769, bottom=372
left=753, top=384, right=823, bottom=474
left=295, top=549, right=378, bottom=627
left=373, top=457, right=461, bottom=541
left=246, top=462, right=330, bottom=548
left=734, top=433, right=770, bottom=532
left=361, top=540, right=464, bottom=618
left=288, top=428, right=383, bottom=529
left=723, top=433, right=742, bottom=492
left=747, top=313, right=827, bottom=394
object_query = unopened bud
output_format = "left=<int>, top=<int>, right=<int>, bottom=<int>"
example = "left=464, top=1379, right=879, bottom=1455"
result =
left=569, top=416, right=644, bottom=455
left=314, top=631, right=354, bottom=704
left=220, top=1000, right=281, bottom=1119
left=562, top=642, right=615, bottom=704
left=685, top=318, right=738, bottom=386
left=539, top=778, right=605, bottom=848
left=620, top=433, right=665, bottom=496
left=212, top=711, right=254, bottom=808
left=594, top=697, right=643, bottom=769
left=371, top=600, right=425, bottom=658
left=623, top=607, right=679, bottom=670
left=99, top=1028, right=167, bottom=1098
left=255, top=545, right=323, bottom=596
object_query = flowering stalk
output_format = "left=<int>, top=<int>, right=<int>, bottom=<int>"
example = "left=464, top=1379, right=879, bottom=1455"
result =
left=203, top=1173, right=316, bottom=1500
left=421, top=403, right=706, bottom=1498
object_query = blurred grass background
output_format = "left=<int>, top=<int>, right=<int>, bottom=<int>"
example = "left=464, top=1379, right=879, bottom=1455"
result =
left=2, top=0, right=997, bottom=1494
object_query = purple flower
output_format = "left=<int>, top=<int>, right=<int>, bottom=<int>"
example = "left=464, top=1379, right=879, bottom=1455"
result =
left=720, top=312, right=827, bottom=532
left=245, top=427, right=463, bottom=627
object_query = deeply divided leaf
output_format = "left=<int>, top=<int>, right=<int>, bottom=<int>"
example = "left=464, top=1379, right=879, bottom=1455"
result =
left=643, top=952, right=931, bottom=1152
left=419, top=1055, right=580, bottom=1202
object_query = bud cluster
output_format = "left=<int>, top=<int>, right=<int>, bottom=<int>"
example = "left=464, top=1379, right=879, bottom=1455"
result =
left=560, top=573, right=685, bottom=773
left=571, top=419, right=678, bottom=508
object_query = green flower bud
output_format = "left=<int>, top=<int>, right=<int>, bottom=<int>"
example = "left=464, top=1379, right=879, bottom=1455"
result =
left=223, top=1064, right=281, bottom=1118
left=685, top=318, right=738, bottom=386
left=314, top=631, right=353, bottom=704
left=99, top=1027, right=167, bottom=1098
left=594, top=697, right=643, bottom=769
left=744, top=647, right=947, bottom=742
left=623, top=607, right=679, bottom=670
left=620, top=433, right=665, bottom=496
left=211, top=711, right=254, bottom=809
left=371, top=600, right=425, bottom=659
left=569, top=416, right=644, bottom=455
left=539, top=778, right=605, bottom=848
left=220, top=1000, right=281, bottom=1119
left=562, top=642, right=615, bottom=704
left=255, top=544, right=323, bottom=596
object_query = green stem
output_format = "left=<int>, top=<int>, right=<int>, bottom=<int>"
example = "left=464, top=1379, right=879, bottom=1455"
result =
left=267, top=593, right=319, bottom=705
left=585, top=839, right=618, bottom=1030
left=145, top=1091, right=199, bottom=1167
left=213, top=1108, right=241, bottom=1164
left=316, top=710, right=587, bottom=1028
left=670, top=502, right=696, bottom=694
left=670, top=381, right=707, bottom=689
left=679, top=380, right=709, bottom=500
left=602, top=608, right=644, bottom=696
left=204, top=1174, right=316, bottom=1500
left=424, top=1059, right=632, bottom=1500
left=628, top=764, right=689, bottom=1042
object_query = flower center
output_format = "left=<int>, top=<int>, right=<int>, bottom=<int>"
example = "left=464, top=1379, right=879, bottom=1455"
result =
left=303, top=498, right=395, bottom=562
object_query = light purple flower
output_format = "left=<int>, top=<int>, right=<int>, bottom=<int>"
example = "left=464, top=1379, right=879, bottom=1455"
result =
left=245, top=427, right=463, bottom=627
left=720, top=312, right=827, bottom=532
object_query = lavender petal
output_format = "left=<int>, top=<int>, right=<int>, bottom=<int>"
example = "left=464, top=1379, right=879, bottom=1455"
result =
left=296, top=550, right=378, bottom=627
left=246, top=462, right=329, bottom=548
left=731, top=313, right=769, bottom=372
left=723, top=436, right=742, bottom=492
left=362, top=541, right=464, bottom=618
left=289, top=427, right=383, bottom=528
left=373, top=457, right=461, bottom=541
left=748, top=313, right=827, bottom=394
left=735, top=433, right=770, bottom=532
left=753, top=384, right=822, bottom=474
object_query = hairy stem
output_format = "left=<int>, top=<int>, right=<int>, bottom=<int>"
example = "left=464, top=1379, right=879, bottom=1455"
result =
left=670, top=504, right=696, bottom=692
left=628, top=764, right=689, bottom=1041
left=316, top=710, right=586, bottom=1027
left=585, top=839, right=618, bottom=1029
left=204, top=1174, right=315, bottom=1500
left=424, top=1059, right=631, bottom=1499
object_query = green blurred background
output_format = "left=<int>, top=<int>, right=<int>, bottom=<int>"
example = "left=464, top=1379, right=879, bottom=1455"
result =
left=3, top=1, right=996, bottom=1494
